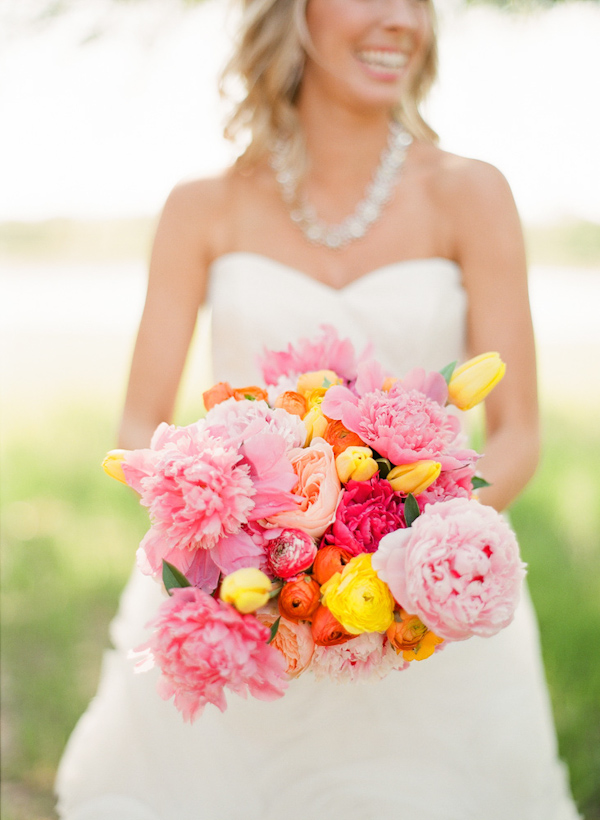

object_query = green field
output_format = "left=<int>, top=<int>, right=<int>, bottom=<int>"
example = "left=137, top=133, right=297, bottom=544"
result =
left=1, top=401, right=599, bottom=820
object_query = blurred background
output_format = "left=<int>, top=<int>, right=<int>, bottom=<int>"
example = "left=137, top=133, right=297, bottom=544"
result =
left=1, top=0, right=599, bottom=817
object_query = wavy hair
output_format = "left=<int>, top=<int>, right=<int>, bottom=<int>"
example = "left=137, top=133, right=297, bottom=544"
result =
left=221, top=0, right=439, bottom=169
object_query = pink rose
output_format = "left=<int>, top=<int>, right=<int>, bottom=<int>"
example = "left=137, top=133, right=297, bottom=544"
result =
left=323, top=477, right=405, bottom=556
left=372, top=497, right=526, bottom=641
left=267, top=439, right=342, bottom=538
left=257, top=610, right=314, bottom=678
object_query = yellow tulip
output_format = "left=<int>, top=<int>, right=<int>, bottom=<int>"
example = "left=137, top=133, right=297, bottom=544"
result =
left=447, top=352, right=506, bottom=411
left=336, top=446, right=379, bottom=483
left=219, top=568, right=273, bottom=614
left=296, top=370, right=342, bottom=396
left=320, top=553, right=395, bottom=635
left=387, top=460, right=441, bottom=495
left=303, top=405, right=329, bottom=443
left=102, top=449, right=130, bottom=484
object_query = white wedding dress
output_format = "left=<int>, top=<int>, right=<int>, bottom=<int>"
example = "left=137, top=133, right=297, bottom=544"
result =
left=56, top=253, right=581, bottom=820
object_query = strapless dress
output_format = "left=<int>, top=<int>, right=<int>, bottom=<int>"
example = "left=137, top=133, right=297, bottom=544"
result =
left=55, top=253, right=581, bottom=820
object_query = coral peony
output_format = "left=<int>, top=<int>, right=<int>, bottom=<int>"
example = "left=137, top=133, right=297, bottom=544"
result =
left=267, top=438, right=341, bottom=538
left=321, top=381, right=477, bottom=471
left=257, top=609, right=314, bottom=678
left=258, top=325, right=361, bottom=386
left=134, top=587, right=288, bottom=722
left=372, top=497, right=526, bottom=641
left=311, top=632, right=408, bottom=683
left=323, top=477, right=405, bottom=556
left=266, top=529, right=317, bottom=579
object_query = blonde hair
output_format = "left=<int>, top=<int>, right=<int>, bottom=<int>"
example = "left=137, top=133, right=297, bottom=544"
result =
left=221, top=0, right=438, bottom=169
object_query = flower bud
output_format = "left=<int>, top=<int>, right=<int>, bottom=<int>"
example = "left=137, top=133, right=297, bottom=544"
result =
left=219, top=567, right=272, bottom=614
left=296, top=370, right=341, bottom=396
left=274, top=391, right=307, bottom=417
left=278, top=574, right=321, bottom=623
left=102, top=449, right=129, bottom=484
left=303, top=405, right=329, bottom=443
left=447, top=352, right=506, bottom=411
left=335, top=446, right=379, bottom=483
left=387, top=460, right=441, bottom=495
left=266, top=529, right=318, bottom=579
left=312, top=545, right=354, bottom=586
left=310, top=605, right=354, bottom=646
left=203, top=381, right=234, bottom=411
left=323, top=420, right=366, bottom=458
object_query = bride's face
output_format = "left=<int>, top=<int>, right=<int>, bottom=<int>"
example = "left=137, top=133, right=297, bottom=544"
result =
left=302, top=0, right=433, bottom=110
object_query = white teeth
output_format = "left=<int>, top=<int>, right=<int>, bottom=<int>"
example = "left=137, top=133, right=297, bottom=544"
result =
left=357, top=50, right=408, bottom=70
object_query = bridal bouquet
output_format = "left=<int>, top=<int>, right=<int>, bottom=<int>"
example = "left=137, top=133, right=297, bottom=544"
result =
left=103, top=327, right=525, bottom=722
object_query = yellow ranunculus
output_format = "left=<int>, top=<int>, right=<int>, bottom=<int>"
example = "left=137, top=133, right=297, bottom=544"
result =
left=102, top=449, right=130, bottom=484
left=303, top=405, right=329, bottom=443
left=336, top=446, right=379, bottom=483
left=296, top=370, right=342, bottom=396
left=320, top=553, right=395, bottom=635
left=447, top=352, right=506, bottom=411
left=219, top=568, right=272, bottom=614
left=387, top=460, right=441, bottom=495
left=305, top=387, right=329, bottom=410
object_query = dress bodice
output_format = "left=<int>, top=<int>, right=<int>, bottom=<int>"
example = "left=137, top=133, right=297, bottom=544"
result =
left=206, top=252, right=467, bottom=384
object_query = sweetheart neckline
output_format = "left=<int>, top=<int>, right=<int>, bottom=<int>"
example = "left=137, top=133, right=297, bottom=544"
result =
left=208, top=251, right=463, bottom=294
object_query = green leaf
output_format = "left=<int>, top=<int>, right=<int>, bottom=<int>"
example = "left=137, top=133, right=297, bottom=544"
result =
left=322, top=377, right=332, bottom=388
left=244, top=394, right=257, bottom=401
left=375, top=457, right=393, bottom=478
left=439, top=361, right=457, bottom=386
left=472, top=476, right=492, bottom=490
left=268, top=617, right=281, bottom=644
left=162, top=560, right=191, bottom=595
left=404, top=493, right=421, bottom=527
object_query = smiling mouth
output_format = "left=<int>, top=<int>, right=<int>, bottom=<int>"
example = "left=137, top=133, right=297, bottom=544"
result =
left=356, top=50, right=409, bottom=71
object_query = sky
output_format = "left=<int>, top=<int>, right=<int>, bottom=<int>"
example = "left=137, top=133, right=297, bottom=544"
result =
left=1, top=0, right=599, bottom=224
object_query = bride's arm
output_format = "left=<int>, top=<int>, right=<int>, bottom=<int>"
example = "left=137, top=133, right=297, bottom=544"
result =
left=446, top=159, right=540, bottom=512
left=118, top=179, right=221, bottom=450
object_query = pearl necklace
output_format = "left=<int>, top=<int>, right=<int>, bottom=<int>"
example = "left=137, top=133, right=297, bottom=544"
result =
left=270, top=121, right=412, bottom=250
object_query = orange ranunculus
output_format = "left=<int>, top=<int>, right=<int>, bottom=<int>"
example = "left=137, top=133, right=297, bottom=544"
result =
left=323, top=420, right=366, bottom=458
left=232, top=385, right=269, bottom=402
left=203, top=381, right=234, bottom=411
left=386, top=608, right=444, bottom=662
left=311, top=605, right=354, bottom=646
left=312, top=545, right=354, bottom=586
left=278, top=574, right=321, bottom=623
left=274, top=391, right=307, bottom=417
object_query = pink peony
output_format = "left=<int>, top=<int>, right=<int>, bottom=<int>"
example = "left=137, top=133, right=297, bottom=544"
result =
left=372, top=497, right=526, bottom=641
left=123, top=421, right=256, bottom=549
left=258, top=325, right=363, bottom=386
left=323, top=477, right=406, bottom=556
left=205, top=398, right=306, bottom=452
left=134, top=587, right=288, bottom=722
left=311, top=632, right=408, bottom=683
left=322, top=381, right=476, bottom=470
left=416, top=464, right=476, bottom=509
left=266, top=438, right=342, bottom=538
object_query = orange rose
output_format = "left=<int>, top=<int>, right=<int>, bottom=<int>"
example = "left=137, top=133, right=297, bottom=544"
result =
left=274, top=391, right=307, bottom=417
left=257, top=610, right=314, bottom=678
left=323, top=420, right=366, bottom=458
left=310, top=605, right=354, bottom=647
left=232, top=385, right=269, bottom=402
left=312, top=545, right=353, bottom=586
left=278, top=574, right=321, bottom=623
left=267, top=439, right=341, bottom=538
left=203, top=381, right=234, bottom=411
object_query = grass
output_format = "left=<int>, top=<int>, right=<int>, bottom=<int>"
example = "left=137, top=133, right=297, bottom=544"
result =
left=1, top=402, right=599, bottom=819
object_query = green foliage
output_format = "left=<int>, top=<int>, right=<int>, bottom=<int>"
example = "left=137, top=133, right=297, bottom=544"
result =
left=1, top=405, right=599, bottom=818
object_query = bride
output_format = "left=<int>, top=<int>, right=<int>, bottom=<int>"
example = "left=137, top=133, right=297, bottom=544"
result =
left=56, top=0, right=581, bottom=818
